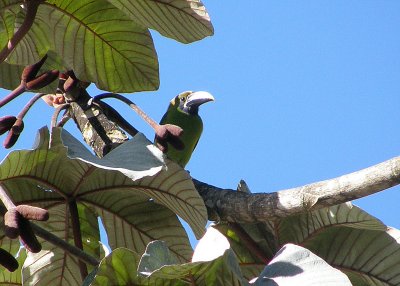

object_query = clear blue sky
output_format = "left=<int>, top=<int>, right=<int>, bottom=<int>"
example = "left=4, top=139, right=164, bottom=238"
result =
left=1, top=1, right=400, bottom=245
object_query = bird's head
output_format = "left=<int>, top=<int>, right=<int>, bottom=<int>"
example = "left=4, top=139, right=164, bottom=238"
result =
left=171, top=91, right=214, bottom=115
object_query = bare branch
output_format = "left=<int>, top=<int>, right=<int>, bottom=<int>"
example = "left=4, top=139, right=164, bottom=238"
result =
left=194, top=157, right=400, bottom=222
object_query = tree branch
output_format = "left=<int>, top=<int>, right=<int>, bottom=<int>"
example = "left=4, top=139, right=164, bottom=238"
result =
left=194, top=157, right=400, bottom=222
left=60, top=79, right=400, bottom=224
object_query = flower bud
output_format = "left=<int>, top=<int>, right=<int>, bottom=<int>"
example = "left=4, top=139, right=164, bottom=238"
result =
left=0, top=116, right=17, bottom=135
left=0, top=248, right=18, bottom=272
left=3, top=119, right=24, bottom=149
left=21, top=55, right=48, bottom=82
left=26, top=70, right=59, bottom=90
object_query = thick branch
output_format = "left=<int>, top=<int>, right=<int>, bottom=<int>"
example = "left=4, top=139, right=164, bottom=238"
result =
left=194, top=157, right=400, bottom=222
left=62, top=82, right=400, bottom=224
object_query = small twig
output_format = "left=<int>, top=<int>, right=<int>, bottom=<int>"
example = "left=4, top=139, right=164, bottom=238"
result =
left=92, top=93, right=183, bottom=151
left=0, top=85, right=26, bottom=108
left=0, top=1, right=42, bottom=63
left=51, top=103, right=70, bottom=128
left=31, top=223, right=99, bottom=266
left=16, top=93, right=46, bottom=120
left=57, top=113, right=70, bottom=127
left=93, top=93, right=159, bottom=129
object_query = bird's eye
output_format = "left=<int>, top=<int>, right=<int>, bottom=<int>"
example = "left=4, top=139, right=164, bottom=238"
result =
left=180, top=97, right=186, bottom=102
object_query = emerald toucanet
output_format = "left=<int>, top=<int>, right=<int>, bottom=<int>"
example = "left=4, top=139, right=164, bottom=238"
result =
left=156, top=91, right=214, bottom=167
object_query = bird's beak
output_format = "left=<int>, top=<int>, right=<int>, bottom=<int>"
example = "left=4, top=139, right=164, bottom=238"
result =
left=185, top=91, right=215, bottom=109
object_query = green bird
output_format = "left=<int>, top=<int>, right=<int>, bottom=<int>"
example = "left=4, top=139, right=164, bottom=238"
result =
left=156, top=91, right=214, bottom=167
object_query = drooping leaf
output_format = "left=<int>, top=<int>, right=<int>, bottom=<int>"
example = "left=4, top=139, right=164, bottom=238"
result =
left=253, top=244, right=352, bottom=286
left=105, top=0, right=214, bottom=43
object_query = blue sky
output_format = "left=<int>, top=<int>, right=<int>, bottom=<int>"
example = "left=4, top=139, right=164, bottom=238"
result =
left=1, top=1, right=400, bottom=245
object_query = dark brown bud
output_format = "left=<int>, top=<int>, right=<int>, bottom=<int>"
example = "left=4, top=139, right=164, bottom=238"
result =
left=63, top=76, right=78, bottom=93
left=155, top=124, right=184, bottom=152
left=3, top=118, right=24, bottom=148
left=18, top=216, right=41, bottom=253
left=26, top=70, right=59, bottom=90
left=0, top=116, right=17, bottom=135
left=21, top=55, right=48, bottom=82
left=16, top=205, right=49, bottom=221
left=0, top=248, right=19, bottom=272
left=4, top=208, right=19, bottom=239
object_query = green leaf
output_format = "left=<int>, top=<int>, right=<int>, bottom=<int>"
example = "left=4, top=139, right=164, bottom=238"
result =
left=0, top=127, right=205, bottom=283
left=105, top=0, right=214, bottom=43
left=146, top=250, right=246, bottom=285
left=216, top=200, right=399, bottom=285
left=277, top=202, right=386, bottom=245
left=253, top=244, right=352, bottom=286
left=90, top=245, right=247, bottom=286
left=304, top=227, right=400, bottom=286
left=138, top=241, right=180, bottom=275
left=88, top=248, right=146, bottom=285
left=37, top=0, right=159, bottom=92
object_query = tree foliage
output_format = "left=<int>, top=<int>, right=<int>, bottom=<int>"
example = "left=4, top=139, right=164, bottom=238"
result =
left=0, top=1, right=398, bottom=286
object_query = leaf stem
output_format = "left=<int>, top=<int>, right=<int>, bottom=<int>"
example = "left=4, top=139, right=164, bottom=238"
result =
left=0, top=184, right=16, bottom=209
left=51, top=103, right=70, bottom=128
left=0, top=84, right=26, bottom=108
left=228, top=223, right=270, bottom=264
left=16, top=93, right=46, bottom=120
left=31, top=223, right=99, bottom=266
left=68, top=199, right=89, bottom=280
left=93, top=93, right=159, bottom=130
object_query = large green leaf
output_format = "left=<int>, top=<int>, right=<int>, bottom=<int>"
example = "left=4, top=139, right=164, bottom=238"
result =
left=216, top=196, right=399, bottom=285
left=42, top=0, right=159, bottom=92
left=88, top=243, right=247, bottom=286
left=0, top=127, right=206, bottom=284
left=105, top=0, right=214, bottom=44
left=1, top=0, right=159, bottom=92
left=253, top=244, right=351, bottom=286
